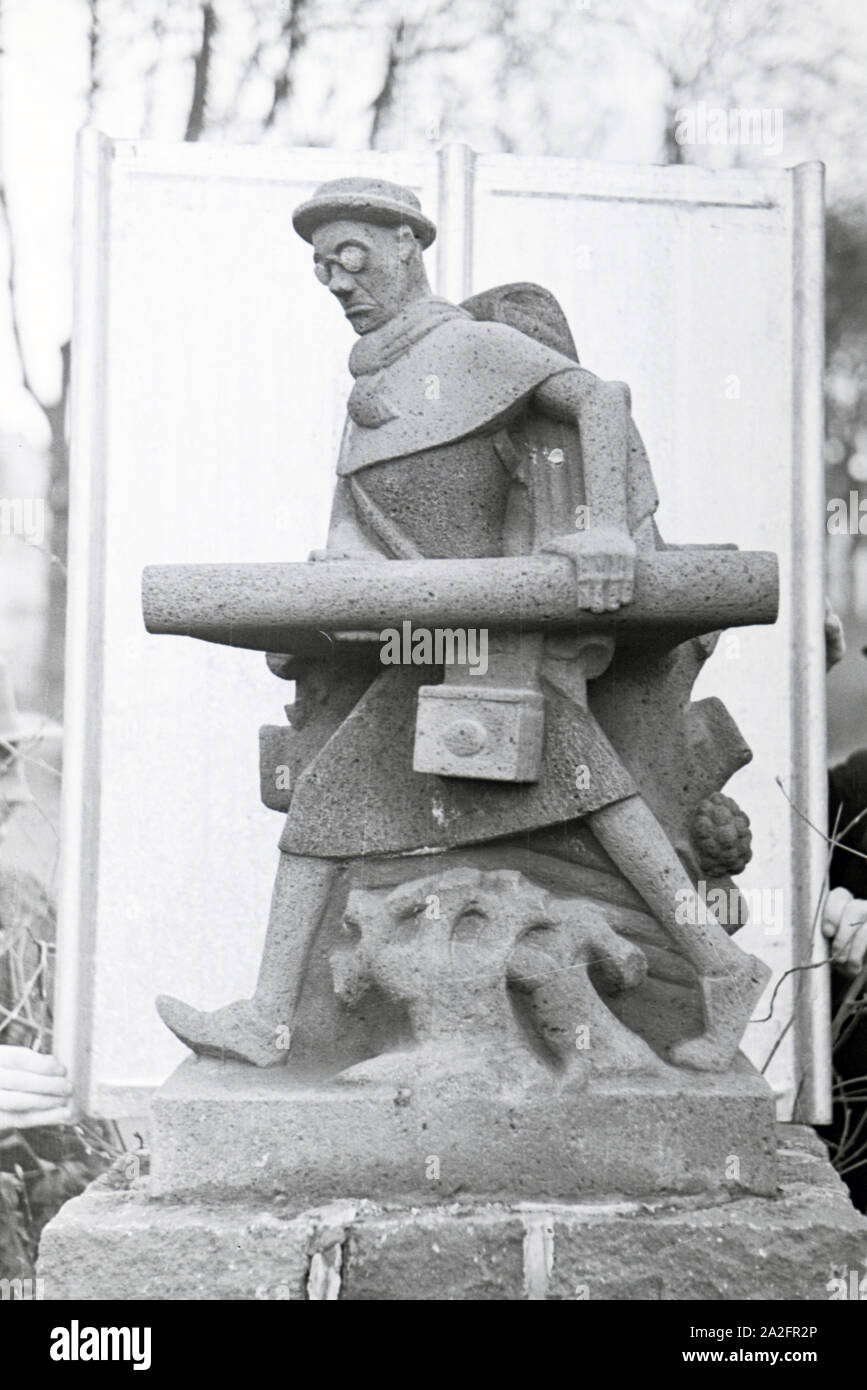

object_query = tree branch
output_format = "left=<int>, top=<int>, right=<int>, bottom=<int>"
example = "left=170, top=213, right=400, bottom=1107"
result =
left=86, top=0, right=99, bottom=117
left=184, top=1, right=217, bottom=142
left=0, top=180, right=43, bottom=414
left=263, top=0, right=313, bottom=132
left=223, top=39, right=266, bottom=128
left=368, top=18, right=406, bottom=148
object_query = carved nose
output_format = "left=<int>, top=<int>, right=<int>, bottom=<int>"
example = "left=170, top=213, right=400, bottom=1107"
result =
left=329, top=269, right=355, bottom=296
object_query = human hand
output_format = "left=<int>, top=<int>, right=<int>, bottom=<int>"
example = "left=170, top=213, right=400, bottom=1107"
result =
left=824, top=598, right=846, bottom=672
left=822, top=887, right=867, bottom=978
left=0, top=1046, right=73, bottom=1129
left=543, top=526, right=636, bottom=612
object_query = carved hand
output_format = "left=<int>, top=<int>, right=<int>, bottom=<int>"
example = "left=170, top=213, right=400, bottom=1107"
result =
left=543, top=525, right=636, bottom=612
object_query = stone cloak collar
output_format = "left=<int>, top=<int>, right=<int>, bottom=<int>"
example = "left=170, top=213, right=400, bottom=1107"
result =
left=347, top=297, right=469, bottom=429
left=338, top=303, right=578, bottom=474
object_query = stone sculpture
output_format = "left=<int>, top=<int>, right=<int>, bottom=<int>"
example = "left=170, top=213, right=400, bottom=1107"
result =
left=144, top=177, right=779, bottom=1124
left=330, top=867, right=662, bottom=1090
left=40, top=162, right=867, bottom=1297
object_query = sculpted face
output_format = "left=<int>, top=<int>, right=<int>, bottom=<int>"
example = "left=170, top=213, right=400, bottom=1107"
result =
left=311, top=218, right=425, bottom=334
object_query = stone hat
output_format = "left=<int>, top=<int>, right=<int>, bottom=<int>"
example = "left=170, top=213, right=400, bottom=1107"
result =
left=292, top=177, right=436, bottom=249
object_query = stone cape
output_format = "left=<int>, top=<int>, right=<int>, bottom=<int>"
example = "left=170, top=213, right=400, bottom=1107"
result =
left=338, top=313, right=578, bottom=473
left=276, top=303, right=669, bottom=858
left=275, top=631, right=751, bottom=866
left=278, top=663, right=637, bottom=858
left=333, top=307, right=659, bottom=544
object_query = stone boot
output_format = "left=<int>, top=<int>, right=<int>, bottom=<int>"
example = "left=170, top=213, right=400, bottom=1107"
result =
left=155, top=996, right=287, bottom=1068
left=667, top=954, right=771, bottom=1072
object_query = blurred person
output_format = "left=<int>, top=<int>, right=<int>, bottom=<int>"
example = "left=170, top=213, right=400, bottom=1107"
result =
left=0, top=1046, right=71, bottom=1129
left=819, top=615, right=867, bottom=1210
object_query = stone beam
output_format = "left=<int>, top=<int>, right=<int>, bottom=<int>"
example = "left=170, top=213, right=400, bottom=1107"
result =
left=142, top=550, right=778, bottom=653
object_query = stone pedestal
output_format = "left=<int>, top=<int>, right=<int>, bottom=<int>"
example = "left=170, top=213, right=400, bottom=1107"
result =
left=37, top=1126, right=867, bottom=1300
left=149, top=1054, right=777, bottom=1202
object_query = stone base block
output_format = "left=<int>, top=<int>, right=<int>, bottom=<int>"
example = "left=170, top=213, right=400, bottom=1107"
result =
left=148, top=1054, right=778, bottom=1202
left=37, top=1127, right=867, bottom=1300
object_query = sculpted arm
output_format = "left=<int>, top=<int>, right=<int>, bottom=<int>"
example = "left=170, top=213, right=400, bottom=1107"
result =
left=533, top=368, right=636, bottom=611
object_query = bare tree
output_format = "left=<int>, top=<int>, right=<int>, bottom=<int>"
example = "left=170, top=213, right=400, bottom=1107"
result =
left=87, top=0, right=100, bottom=115
left=368, top=16, right=406, bottom=148
left=585, top=0, right=852, bottom=165
left=0, top=179, right=69, bottom=718
left=262, top=0, right=313, bottom=131
left=365, top=0, right=494, bottom=149
left=184, top=1, right=217, bottom=141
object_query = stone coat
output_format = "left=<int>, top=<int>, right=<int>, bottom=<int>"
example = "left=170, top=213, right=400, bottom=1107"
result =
left=277, top=300, right=659, bottom=859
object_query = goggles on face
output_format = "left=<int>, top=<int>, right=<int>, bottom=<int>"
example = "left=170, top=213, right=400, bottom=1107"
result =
left=314, top=244, right=367, bottom=284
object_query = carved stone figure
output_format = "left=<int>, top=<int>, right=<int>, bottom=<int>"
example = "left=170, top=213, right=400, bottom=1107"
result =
left=148, top=176, right=777, bottom=1092
left=330, top=867, right=662, bottom=1091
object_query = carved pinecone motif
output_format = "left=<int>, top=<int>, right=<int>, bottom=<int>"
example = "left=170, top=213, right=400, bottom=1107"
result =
left=690, top=792, right=752, bottom=878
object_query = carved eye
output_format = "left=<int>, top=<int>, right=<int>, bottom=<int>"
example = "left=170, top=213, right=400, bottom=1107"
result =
left=393, top=901, right=426, bottom=939
left=521, top=922, right=557, bottom=951
left=339, top=245, right=366, bottom=274
left=314, top=246, right=366, bottom=284
left=452, top=906, right=487, bottom=942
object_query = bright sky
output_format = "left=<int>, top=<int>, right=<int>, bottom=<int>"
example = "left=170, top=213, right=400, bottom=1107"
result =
left=0, top=0, right=88, bottom=440
left=0, top=0, right=865, bottom=448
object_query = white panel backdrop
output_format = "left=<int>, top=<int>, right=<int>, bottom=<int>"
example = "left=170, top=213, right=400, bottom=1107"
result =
left=57, top=133, right=828, bottom=1121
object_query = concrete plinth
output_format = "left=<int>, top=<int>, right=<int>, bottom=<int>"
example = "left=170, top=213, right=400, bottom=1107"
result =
left=37, top=1127, right=867, bottom=1300
left=146, top=1054, right=778, bottom=1203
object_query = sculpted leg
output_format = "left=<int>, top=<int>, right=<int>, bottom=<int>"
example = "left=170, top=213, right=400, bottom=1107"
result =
left=157, top=854, right=337, bottom=1067
left=588, top=796, right=770, bottom=1072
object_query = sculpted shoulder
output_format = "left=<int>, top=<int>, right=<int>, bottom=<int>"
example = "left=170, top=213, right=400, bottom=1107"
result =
left=339, top=314, right=578, bottom=475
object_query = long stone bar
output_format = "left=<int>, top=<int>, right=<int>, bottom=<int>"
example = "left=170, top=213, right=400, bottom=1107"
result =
left=142, top=549, right=778, bottom=652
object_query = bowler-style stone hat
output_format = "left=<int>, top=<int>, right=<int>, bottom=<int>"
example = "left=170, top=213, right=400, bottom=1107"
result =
left=292, top=177, right=437, bottom=249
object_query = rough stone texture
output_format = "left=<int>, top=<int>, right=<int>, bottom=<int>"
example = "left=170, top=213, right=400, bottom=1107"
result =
left=544, top=1125, right=867, bottom=1302
left=37, top=1126, right=867, bottom=1301
left=413, top=682, right=546, bottom=782
left=142, top=550, right=779, bottom=653
left=292, top=177, right=437, bottom=249
left=342, top=1206, right=527, bottom=1301
left=331, top=868, right=662, bottom=1087
left=37, top=1183, right=316, bottom=1301
left=149, top=1053, right=777, bottom=1202
left=144, top=185, right=783, bottom=1200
